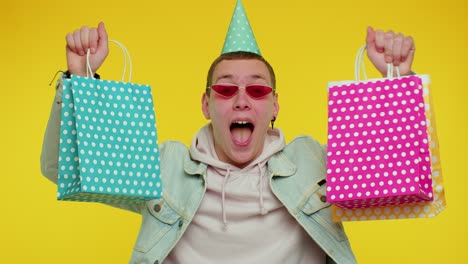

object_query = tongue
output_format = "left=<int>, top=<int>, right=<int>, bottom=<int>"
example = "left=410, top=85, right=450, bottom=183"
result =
left=231, top=127, right=252, bottom=144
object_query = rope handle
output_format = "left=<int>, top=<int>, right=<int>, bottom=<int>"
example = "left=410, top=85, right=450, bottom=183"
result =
left=354, top=44, right=400, bottom=82
left=86, top=40, right=133, bottom=82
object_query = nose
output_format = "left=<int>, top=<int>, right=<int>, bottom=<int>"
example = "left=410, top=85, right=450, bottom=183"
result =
left=233, top=88, right=251, bottom=111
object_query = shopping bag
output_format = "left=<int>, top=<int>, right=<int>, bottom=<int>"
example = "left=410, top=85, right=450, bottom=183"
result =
left=326, top=45, right=446, bottom=221
left=57, top=41, right=162, bottom=204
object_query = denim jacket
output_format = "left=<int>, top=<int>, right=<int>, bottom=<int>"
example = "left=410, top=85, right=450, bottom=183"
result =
left=40, top=84, right=356, bottom=263
left=105, top=137, right=356, bottom=264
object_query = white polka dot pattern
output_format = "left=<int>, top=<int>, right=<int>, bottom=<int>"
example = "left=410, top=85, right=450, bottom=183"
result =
left=57, top=76, right=162, bottom=204
left=221, top=0, right=261, bottom=55
left=326, top=75, right=433, bottom=209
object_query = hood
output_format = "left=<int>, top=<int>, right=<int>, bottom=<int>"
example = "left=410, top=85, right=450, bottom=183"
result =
left=189, top=123, right=286, bottom=227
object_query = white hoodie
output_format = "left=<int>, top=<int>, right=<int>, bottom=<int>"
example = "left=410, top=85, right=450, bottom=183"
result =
left=164, top=124, right=325, bottom=264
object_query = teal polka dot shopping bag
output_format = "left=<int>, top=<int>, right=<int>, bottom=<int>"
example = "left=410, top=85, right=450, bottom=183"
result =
left=57, top=41, right=162, bottom=204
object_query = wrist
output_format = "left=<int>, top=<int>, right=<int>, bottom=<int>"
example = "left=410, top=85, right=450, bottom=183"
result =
left=64, top=70, right=100, bottom=79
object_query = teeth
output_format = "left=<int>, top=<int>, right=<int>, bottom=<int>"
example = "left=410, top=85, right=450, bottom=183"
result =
left=233, top=121, right=249, bottom=125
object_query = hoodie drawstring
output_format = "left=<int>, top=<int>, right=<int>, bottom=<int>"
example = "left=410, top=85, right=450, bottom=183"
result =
left=258, top=164, right=268, bottom=215
left=220, top=165, right=268, bottom=229
left=221, top=167, right=231, bottom=229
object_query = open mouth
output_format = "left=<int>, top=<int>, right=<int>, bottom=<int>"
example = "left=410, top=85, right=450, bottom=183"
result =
left=230, top=121, right=254, bottom=145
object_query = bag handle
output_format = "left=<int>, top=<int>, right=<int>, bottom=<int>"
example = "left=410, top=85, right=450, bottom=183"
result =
left=85, top=39, right=133, bottom=82
left=354, top=44, right=400, bottom=82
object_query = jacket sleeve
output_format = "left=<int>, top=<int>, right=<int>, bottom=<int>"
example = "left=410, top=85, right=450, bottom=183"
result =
left=40, top=75, right=64, bottom=184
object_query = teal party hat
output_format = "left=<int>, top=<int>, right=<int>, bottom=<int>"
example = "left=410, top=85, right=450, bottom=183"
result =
left=221, top=0, right=261, bottom=55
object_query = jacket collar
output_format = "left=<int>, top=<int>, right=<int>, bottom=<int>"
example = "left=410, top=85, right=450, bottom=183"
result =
left=267, top=151, right=297, bottom=177
left=184, top=156, right=208, bottom=179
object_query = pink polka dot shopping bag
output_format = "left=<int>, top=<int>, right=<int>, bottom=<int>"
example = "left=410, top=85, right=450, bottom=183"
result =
left=326, top=45, right=445, bottom=221
left=57, top=41, right=162, bottom=204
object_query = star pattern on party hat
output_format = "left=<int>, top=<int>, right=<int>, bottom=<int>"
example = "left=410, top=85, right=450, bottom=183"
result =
left=222, top=0, right=261, bottom=55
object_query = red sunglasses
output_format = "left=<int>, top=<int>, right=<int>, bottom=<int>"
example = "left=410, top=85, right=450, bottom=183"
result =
left=210, top=84, right=273, bottom=99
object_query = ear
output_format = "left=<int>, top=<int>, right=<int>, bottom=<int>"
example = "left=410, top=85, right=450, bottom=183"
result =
left=201, top=93, right=211, bottom=119
left=273, top=92, right=279, bottom=119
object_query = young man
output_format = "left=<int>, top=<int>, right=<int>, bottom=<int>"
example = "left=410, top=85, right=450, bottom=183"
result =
left=41, top=2, right=415, bottom=263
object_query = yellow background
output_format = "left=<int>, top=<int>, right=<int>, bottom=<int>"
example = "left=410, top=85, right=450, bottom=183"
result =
left=1, top=0, right=465, bottom=263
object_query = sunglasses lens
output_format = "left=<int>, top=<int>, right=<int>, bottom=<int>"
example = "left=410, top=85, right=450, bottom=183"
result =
left=211, top=84, right=273, bottom=99
left=246, top=85, right=273, bottom=98
left=211, top=84, right=239, bottom=97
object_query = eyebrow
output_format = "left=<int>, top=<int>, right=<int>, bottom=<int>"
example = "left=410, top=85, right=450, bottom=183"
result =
left=215, top=74, right=267, bottom=83
left=215, top=74, right=233, bottom=82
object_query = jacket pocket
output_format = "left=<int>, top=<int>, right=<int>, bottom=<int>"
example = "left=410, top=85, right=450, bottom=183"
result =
left=300, top=183, right=347, bottom=242
left=301, top=183, right=330, bottom=215
left=133, top=199, right=182, bottom=253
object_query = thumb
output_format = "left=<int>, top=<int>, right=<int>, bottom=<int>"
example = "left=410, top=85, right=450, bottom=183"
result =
left=366, top=26, right=376, bottom=51
left=97, top=22, right=108, bottom=49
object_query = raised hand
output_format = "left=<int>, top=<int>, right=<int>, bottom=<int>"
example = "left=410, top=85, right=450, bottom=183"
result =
left=65, top=22, right=109, bottom=76
left=366, top=26, right=415, bottom=77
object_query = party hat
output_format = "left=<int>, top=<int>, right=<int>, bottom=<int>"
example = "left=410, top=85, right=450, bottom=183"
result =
left=221, top=0, right=261, bottom=55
